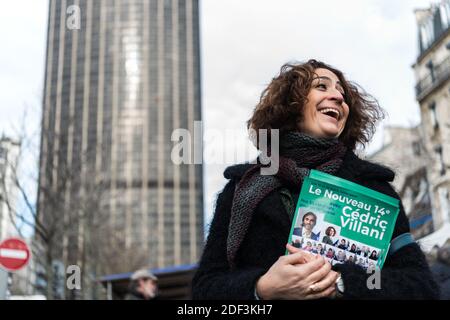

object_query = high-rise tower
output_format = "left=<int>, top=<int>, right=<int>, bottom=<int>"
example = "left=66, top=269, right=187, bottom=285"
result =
left=38, top=0, right=203, bottom=293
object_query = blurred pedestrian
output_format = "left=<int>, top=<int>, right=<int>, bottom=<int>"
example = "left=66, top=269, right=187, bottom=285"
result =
left=125, top=269, right=159, bottom=300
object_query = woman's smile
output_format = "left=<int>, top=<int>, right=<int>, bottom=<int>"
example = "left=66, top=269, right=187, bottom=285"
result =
left=298, top=68, right=350, bottom=139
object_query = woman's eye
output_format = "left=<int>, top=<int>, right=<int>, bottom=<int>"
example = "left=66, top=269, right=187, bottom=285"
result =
left=316, top=83, right=327, bottom=89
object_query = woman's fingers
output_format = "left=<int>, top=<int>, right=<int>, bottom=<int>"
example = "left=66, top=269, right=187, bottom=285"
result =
left=280, top=247, right=336, bottom=300
left=291, top=254, right=326, bottom=277
left=306, top=282, right=336, bottom=300
left=266, top=251, right=336, bottom=300
left=286, top=243, right=301, bottom=254
left=308, top=270, right=339, bottom=294
left=285, top=244, right=315, bottom=263
left=305, top=256, right=331, bottom=284
left=280, top=250, right=308, bottom=265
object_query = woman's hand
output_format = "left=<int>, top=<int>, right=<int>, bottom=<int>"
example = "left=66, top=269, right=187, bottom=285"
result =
left=286, top=244, right=315, bottom=263
left=255, top=246, right=338, bottom=300
left=286, top=244, right=339, bottom=299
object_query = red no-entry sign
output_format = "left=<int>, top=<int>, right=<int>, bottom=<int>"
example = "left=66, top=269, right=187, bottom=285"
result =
left=0, top=238, right=31, bottom=271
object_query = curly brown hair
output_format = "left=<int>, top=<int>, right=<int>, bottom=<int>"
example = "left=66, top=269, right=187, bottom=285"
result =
left=247, top=59, right=385, bottom=150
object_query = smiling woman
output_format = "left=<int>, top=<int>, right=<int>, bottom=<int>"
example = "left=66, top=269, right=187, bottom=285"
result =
left=192, top=59, right=439, bottom=300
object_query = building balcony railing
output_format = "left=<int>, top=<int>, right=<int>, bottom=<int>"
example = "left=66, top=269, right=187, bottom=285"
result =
left=416, top=55, right=450, bottom=102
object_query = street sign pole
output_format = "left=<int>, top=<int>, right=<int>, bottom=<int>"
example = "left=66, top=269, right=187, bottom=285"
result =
left=0, top=267, right=8, bottom=300
left=0, top=238, right=31, bottom=300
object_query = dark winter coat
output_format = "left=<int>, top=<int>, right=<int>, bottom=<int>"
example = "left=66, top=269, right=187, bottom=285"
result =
left=192, top=150, right=440, bottom=299
left=431, top=261, right=450, bottom=299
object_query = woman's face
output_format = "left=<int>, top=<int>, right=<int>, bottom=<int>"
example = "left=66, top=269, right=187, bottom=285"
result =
left=298, top=68, right=350, bottom=139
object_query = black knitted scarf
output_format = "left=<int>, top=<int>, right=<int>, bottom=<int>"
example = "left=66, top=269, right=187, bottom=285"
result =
left=227, top=131, right=347, bottom=268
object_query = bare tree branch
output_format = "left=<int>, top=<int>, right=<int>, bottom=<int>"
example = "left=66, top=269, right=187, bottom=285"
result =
left=1, top=176, right=25, bottom=238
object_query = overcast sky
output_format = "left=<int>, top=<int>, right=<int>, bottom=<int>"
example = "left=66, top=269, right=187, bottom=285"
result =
left=0, top=0, right=435, bottom=235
